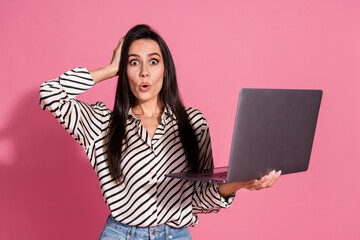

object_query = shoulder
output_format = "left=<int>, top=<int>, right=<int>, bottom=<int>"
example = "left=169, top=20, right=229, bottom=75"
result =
left=184, top=107, right=209, bottom=132
left=185, top=106, right=206, bottom=120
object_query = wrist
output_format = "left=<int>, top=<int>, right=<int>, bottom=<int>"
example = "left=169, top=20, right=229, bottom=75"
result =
left=107, top=64, right=118, bottom=78
left=218, top=183, right=237, bottom=199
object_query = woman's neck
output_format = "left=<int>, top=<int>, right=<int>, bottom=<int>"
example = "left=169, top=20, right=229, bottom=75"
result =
left=133, top=97, right=164, bottom=118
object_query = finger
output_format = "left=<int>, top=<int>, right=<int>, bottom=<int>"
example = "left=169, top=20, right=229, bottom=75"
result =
left=256, top=173, right=271, bottom=185
left=114, top=37, right=124, bottom=55
left=116, top=37, right=124, bottom=48
left=245, top=170, right=281, bottom=191
left=262, top=170, right=276, bottom=188
left=267, top=170, right=281, bottom=187
left=244, top=171, right=276, bottom=191
left=251, top=170, right=274, bottom=189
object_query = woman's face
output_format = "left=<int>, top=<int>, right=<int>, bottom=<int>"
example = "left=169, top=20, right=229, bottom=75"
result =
left=127, top=39, right=165, bottom=106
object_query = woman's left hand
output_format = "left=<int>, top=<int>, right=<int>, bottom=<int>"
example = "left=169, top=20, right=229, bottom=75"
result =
left=218, top=170, right=281, bottom=199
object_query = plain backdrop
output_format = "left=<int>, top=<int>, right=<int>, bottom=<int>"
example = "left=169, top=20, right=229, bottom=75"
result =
left=0, top=0, right=359, bottom=239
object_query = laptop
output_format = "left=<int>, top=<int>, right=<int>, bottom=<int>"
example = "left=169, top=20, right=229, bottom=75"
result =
left=165, top=88, right=323, bottom=183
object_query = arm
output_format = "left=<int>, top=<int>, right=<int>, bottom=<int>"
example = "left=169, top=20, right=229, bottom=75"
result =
left=190, top=110, right=281, bottom=213
left=192, top=112, right=234, bottom=214
left=39, top=68, right=109, bottom=159
left=38, top=38, right=124, bottom=166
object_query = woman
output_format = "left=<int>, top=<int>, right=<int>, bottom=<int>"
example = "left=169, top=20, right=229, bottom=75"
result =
left=39, top=24, right=280, bottom=240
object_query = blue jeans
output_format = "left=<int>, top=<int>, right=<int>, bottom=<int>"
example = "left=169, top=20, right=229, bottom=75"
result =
left=99, top=215, right=192, bottom=240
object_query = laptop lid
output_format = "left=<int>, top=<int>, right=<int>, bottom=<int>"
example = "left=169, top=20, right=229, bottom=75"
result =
left=226, top=88, right=322, bottom=182
left=165, top=88, right=322, bottom=183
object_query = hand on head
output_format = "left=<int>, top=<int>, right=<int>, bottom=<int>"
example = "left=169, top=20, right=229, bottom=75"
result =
left=109, top=37, right=125, bottom=74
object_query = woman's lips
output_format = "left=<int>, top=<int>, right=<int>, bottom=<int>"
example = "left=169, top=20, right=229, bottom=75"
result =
left=139, top=82, right=151, bottom=92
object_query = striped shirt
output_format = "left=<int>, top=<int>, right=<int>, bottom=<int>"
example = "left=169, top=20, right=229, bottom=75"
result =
left=39, top=67, right=234, bottom=228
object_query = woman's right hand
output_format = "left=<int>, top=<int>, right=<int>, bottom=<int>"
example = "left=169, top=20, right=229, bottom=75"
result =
left=90, top=37, right=124, bottom=83
left=109, top=37, right=124, bottom=74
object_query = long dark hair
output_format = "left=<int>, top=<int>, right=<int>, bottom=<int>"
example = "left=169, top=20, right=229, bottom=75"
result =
left=107, top=24, right=199, bottom=182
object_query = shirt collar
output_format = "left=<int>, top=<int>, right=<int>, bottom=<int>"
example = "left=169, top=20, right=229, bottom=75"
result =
left=128, top=108, right=138, bottom=120
left=162, top=105, right=176, bottom=126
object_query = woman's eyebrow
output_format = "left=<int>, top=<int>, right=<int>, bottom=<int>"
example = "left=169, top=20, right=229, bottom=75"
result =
left=128, top=52, right=161, bottom=58
left=147, top=52, right=160, bottom=57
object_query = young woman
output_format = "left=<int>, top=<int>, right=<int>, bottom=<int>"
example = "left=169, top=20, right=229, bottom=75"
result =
left=39, top=24, right=281, bottom=240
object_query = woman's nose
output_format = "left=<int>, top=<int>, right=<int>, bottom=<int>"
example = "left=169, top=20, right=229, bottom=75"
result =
left=140, top=64, right=150, bottom=78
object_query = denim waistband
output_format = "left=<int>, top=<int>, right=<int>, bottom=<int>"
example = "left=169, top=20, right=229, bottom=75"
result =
left=101, top=214, right=191, bottom=240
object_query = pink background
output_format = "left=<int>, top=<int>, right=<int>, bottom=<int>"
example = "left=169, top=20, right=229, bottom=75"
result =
left=1, top=0, right=359, bottom=239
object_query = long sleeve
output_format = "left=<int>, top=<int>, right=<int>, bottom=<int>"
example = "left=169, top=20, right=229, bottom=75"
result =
left=39, top=67, right=110, bottom=168
left=191, top=112, right=235, bottom=214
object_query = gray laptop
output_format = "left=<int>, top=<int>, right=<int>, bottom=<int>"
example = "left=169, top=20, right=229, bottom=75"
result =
left=165, top=88, right=323, bottom=183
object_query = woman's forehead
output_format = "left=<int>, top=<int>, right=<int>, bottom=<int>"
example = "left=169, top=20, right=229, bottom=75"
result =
left=128, top=39, right=162, bottom=57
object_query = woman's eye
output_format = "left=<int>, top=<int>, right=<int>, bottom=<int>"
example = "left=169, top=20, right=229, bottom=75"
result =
left=129, top=60, right=139, bottom=65
left=150, top=59, right=158, bottom=65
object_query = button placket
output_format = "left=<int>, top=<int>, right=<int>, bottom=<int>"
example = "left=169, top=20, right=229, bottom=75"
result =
left=148, top=150, right=158, bottom=183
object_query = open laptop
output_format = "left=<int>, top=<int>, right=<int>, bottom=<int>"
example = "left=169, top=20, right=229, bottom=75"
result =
left=165, top=88, right=323, bottom=183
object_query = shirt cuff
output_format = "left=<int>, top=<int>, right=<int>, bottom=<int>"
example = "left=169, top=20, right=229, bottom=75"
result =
left=213, top=183, right=236, bottom=208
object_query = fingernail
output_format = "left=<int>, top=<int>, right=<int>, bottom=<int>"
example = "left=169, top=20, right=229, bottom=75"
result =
left=265, top=176, right=270, bottom=180
left=277, top=170, right=282, bottom=176
left=270, top=170, right=275, bottom=176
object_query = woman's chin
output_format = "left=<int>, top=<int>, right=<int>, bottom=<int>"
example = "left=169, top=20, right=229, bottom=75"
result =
left=134, top=94, right=161, bottom=105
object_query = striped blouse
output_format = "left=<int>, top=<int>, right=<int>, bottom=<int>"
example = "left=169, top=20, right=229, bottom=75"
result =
left=39, top=67, right=234, bottom=228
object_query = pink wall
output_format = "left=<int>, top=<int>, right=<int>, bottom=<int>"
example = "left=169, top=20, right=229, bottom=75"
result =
left=1, top=0, right=359, bottom=239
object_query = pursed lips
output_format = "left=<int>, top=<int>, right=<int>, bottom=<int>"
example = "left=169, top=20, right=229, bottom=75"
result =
left=139, top=82, right=151, bottom=92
